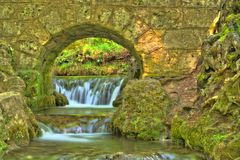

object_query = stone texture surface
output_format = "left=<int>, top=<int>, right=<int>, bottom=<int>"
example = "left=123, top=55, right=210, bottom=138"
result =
left=0, top=92, right=40, bottom=151
left=0, top=1, right=220, bottom=108
left=171, top=3, right=240, bottom=159
left=0, top=1, right=219, bottom=75
left=0, top=40, right=40, bottom=152
left=112, top=79, right=172, bottom=140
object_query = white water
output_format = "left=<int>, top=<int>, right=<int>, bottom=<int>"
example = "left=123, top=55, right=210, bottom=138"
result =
left=53, top=77, right=124, bottom=108
left=38, top=120, right=111, bottom=142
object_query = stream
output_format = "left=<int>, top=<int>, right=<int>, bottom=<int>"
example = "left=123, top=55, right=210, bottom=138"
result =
left=3, top=130, right=205, bottom=160
left=3, top=77, right=206, bottom=160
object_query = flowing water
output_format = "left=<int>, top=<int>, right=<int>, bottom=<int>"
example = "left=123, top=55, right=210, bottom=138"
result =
left=53, top=76, right=124, bottom=108
left=2, top=76, right=207, bottom=160
left=3, top=118, right=207, bottom=160
left=3, top=122, right=206, bottom=160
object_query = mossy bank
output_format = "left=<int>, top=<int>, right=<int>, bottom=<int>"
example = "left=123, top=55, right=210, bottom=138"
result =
left=171, top=2, right=240, bottom=159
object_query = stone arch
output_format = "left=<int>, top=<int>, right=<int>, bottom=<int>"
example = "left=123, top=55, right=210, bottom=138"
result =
left=38, top=23, right=143, bottom=106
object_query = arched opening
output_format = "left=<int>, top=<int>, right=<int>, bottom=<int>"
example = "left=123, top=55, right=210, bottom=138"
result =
left=38, top=24, right=143, bottom=108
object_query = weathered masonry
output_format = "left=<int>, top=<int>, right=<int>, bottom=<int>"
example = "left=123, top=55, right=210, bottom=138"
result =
left=0, top=0, right=220, bottom=107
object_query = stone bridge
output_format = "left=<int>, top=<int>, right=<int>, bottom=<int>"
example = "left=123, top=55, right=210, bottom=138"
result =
left=0, top=0, right=220, bottom=108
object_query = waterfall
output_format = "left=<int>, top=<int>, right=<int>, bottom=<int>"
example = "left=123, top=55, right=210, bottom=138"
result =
left=53, top=77, right=124, bottom=107
left=38, top=122, right=53, bottom=134
left=37, top=117, right=111, bottom=142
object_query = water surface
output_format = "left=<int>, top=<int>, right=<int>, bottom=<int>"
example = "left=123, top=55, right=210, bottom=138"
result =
left=3, top=133, right=205, bottom=160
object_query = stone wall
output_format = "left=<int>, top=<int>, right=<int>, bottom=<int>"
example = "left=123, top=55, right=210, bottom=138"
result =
left=0, top=40, right=40, bottom=152
left=0, top=0, right=220, bottom=108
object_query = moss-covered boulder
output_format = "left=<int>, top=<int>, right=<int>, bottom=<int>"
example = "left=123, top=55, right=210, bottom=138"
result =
left=53, top=91, right=69, bottom=106
left=112, top=79, right=172, bottom=140
left=0, top=92, right=40, bottom=153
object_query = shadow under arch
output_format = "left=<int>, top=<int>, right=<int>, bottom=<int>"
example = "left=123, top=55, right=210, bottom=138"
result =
left=38, top=24, right=143, bottom=107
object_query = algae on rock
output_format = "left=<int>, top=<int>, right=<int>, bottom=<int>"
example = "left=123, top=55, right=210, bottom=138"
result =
left=112, top=79, right=172, bottom=140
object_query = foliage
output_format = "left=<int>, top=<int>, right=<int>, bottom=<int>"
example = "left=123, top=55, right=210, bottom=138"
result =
left=53, top=37, right=133, bottom=76
left=81, top=38, right=124, bottom=55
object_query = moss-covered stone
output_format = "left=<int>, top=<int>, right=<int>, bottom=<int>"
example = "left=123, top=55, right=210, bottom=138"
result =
left=0, top=92, right=40, bottom=154
left=0, top=40, right=15, bottom=76
left=172, top=5, right=240, bottom=159
left=18, top=70, right=41, bottom=97
left=33, top=95, right=56, bottom=109
left=53, top=91, right=69, bottom=106
left=0, top=139, right=8, bottom=153
left=213, top=134, right=240, bottom=159
left=112, top=79, right=172, bottom=140
left=171, top=109, right=234, bottom=155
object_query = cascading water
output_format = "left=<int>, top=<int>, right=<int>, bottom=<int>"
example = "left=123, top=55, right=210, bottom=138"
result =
left=3, top=76, right=205, bottom=159
left=6, top=121, right=205, bottom=159
left=37, top=118, right=111, bottom=142
left=53, top=77, right=124, bottom=107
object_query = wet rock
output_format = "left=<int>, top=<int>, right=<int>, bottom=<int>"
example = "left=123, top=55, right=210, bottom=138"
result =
left=105, top=152, right=136, bottom=160
left=63, top=126, right=83, bottom=134
left=112, top=95, right=122, bottom=108
left=53, top=91, right=69, bottom=106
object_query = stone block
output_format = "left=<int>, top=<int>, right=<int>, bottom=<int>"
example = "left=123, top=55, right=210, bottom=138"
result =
left=2, top=21, right=27, bottom=36
left=149, top=8, right=183, bottom=29
left=163, top=29, right=207, bottom=49
left=0, top=4, right=15, bottom=19
left=93, top=6, right=113, bottom=25
left=18, top=53, right=39, bottom=69
left=148, top=0, right=181, bottom=7
left=112, top=7, right=132, bottom=31
left=183, top=8, right=218, bottom=27
left=143, top=49, right=200, bottom=77
left=182, top=0, right=221, bottom=7
left=95, top=0, right=129, bottom=5
left=39, top=11, right=64, bottom=34
left=15, top=35, right=43, bottom=58
left=135, top=29, right=165, bottom=54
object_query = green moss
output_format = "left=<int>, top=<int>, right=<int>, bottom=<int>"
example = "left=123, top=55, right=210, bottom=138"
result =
left=0, top=140, right=7, bottom=152
left=213, top=134, right=240, bottom=159
left=53, top=91, right=69, bottom=106
left=219, top=26, right=230, bottom=42
left=219, top=14, right=240, bottom=42
left=112, top=79, right=172, bottom=141
left=172, top=82, right=239, bottom=158
left=17, top=70, right=42, bottom=109
left=18, top=70, right=41, bottom=96
left=32, top=95, right=56, bottom=110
